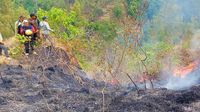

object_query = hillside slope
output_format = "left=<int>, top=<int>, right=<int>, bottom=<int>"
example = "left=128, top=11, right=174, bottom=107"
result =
left=0, top=46, right=200, bottom=112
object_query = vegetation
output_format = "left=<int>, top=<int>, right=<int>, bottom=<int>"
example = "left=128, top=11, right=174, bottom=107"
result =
left=1, top=0, right=200, bottom=86
left=0, top=0, right=28, bottom=37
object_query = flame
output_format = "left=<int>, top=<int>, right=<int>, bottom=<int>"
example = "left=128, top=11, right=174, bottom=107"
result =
left=139, top=75, right=148, bottom=83
left=173, top=61, right=198, bottom=78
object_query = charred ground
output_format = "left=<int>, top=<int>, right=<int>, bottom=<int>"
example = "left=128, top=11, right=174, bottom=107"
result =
left=0, top=47, right=200, bottom=112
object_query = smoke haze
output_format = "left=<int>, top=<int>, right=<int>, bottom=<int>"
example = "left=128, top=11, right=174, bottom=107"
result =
left=144, top=0, right=200, bottom=89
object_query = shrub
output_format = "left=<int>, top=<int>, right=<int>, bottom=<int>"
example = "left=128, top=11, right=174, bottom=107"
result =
left=89, top=21, right=117, bottom=41
left=113, top=5, right=122, bottom=19
left=93, top=8, right=104, bottom=18
left=126, top=0, right=141, bottom=17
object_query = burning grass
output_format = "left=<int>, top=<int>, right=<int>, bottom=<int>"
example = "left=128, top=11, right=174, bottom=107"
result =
left=173, top=60, right=199, bottom=78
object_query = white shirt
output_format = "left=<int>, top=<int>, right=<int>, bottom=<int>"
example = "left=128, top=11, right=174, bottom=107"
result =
left=15, top=20, right=23, bottom=35
left=0, top=33, right=3, bottom=43
left=40, top=21, right=53, bottom=35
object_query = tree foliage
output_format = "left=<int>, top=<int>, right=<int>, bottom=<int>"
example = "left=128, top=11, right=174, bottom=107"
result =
left=37, top=2, right=85, bottom=39
left=2, top=0, right=198, bottom=86
left=144, top=0, right=162, bottom=20
left=0, top=0, right=28, bottom=37
left=89, top=21, right=117, bottom=41
left=113, top=5, right=122, bottom=19
left=126, top=0, right=141, bottom=17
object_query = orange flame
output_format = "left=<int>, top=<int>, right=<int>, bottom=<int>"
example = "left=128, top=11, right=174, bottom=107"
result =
left=139, top=75, right=148, bottom=83
left=173, top=61, right=198, bottom=78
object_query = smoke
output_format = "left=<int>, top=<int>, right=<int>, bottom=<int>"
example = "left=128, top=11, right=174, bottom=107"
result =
left=143, top=0, right=200, bottom=90
left=162, top=29, right=200, bottom=90
left=163, top=68, right=200, bottom=90
left=143, top=0, right=200, bottom=41
left=190, top=30, right=200, bottom=51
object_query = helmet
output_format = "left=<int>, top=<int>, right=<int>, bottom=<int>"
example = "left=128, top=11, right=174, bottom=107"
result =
left=25, top=29, right=33, bottom=35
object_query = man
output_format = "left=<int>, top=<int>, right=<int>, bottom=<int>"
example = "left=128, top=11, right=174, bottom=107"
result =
left=15, top=16, right=24, bottom=35
left=28, top=13, right=40, bottom=41
left=0, top=33, right=10, bottom=59
left=19, top=20, right=36, bottom=56
left=40, top=16, right=54, bottom=46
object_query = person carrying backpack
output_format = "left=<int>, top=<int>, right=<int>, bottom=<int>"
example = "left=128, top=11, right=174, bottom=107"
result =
left=28, top=13, right=40, bottom=41
left=19, top=20, right=36, bottom=56
left=40, top=16, right=54, bottom=46
left=15, top=16, right=24, bottom=35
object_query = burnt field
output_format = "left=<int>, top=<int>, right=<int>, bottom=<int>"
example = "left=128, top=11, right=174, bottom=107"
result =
left=0, top=47, right=199, bottom=112
left=0, top=64, right=200, bottom=112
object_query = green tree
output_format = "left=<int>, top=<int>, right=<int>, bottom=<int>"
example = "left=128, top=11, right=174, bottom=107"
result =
left=126, top=0, right=141, bottom=17
left=37, top=3, right=85, bottom=39
left=0, top=0, right=28, bottom=37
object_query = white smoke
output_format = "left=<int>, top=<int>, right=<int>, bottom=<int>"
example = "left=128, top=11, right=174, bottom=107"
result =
left=163, top=70, right=200, bottom=90
left=150, top=0, right=200, bottom=90
left=163, top=30, right=200, bottom=90
left=190, top=30, right=200, bottom=52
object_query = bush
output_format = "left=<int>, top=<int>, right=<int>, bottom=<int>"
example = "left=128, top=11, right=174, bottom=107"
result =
left=113, top=5, right=122, bottom=19
left=89, top=21, right=117, bottom=41
left=93, top=8, right=104, bottom=19
left=37, top=6, right=85, bottom=39
left=16, top=35, right=27, bottom=44
left=126, top=0, right=141, bottom=17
